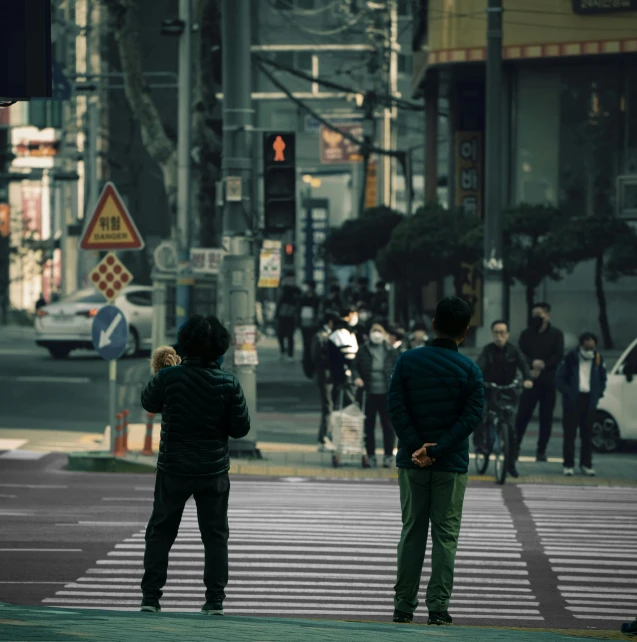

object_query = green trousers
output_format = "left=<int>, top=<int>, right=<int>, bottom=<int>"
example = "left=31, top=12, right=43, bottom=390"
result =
left=394, top=467, right=468, bottom=615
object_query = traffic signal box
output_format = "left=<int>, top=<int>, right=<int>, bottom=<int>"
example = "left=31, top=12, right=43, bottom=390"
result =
left=263, top=132, right=296, bottom=234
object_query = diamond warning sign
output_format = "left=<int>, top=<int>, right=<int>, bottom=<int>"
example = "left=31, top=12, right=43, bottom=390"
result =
left=80, top=182, right=144, bottom=251
left=89, top=252, right=133, bottom=303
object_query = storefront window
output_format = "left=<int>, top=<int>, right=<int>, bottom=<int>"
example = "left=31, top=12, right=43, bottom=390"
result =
left=558, top=65, right=623, bottom=218
left=515, top=69, right=560, bottom=205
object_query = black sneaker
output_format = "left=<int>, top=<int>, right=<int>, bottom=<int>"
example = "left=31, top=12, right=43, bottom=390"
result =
left=201, top=601, right=224, bottom=616
left=140, top=597, right=161, bottom=613
left=536, top=453, right=547, bottom=462
left=392, top=609, right=413, bottom=623
left=508, top=464, right=520, bottom=478
left=427, top=610, right=452, bottom=625
left=621, top=617, right=637, bottom=635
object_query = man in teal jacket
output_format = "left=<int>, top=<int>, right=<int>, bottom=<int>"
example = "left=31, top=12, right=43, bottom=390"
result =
left=388, top=296, right=484, bottom=626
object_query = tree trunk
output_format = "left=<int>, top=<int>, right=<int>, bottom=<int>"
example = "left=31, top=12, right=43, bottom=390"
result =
left=594, top=252, right=613, bottom=349
left=525, top=284, right=535, bottom=327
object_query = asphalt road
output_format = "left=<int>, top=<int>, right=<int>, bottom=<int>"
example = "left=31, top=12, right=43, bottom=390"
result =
left=0, top=453, right=635, bottom=630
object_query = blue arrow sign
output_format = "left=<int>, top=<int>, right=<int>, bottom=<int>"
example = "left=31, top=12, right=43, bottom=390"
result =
left=92, top=305, right=129, bottom=361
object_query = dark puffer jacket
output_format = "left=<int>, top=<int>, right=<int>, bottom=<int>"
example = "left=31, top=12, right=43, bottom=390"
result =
left=141, top=357, right=251, bottom=476
left=353, top=342, right=399, bottom=391
left=387, top=338, right=484, bottom=473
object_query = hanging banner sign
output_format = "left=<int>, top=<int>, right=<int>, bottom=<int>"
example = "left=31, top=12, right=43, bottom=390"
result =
left=257, top=239, right=282, bottom=288
left=190, top=248, right=224, bottom=275
left=233, top=324, right=258, bottom=366
left=455, top=131, right=483, bottom=327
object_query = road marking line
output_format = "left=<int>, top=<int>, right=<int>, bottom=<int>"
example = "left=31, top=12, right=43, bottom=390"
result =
left=14, top=376, right=91, bottom=384
left=0, top=483, right=68, bottom=488
left=0, top=494, right=17, bottom=498
left=56, top=522, right=148, bottom=526
left=0, top=582, right=69, bottom=584
left=0, top=450, right=47, bottom=460
left=0, top=549, right=82, bottom=552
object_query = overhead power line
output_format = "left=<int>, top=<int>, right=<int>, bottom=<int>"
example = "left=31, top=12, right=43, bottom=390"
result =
left=255, top=60, right=400, bottom=159
left=255, top=54, right=424, bottom=112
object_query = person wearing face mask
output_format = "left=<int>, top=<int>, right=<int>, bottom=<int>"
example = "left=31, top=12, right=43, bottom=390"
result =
left=409, top=322, right=430, bottom=349
left=327, top=306, right=361, bottom=408
left=515, top=302, right=564, bottom=463
left=353, top=322, right=400, bottom=468
left=555, top=332, right=607, bottom=477
left=356, top=304, right=373, bottom=342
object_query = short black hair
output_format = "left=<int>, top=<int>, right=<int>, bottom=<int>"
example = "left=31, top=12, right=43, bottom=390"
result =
left=387, top=325, right=404, bottom=341
left=338, top=305, right=356, bottom=318
left=322, top=311, right=338, bottom=326
left=491, top=319, right=509, bottom=331
left=579, top=331, right=598, bottom=346
left=177, top=314, right=230, bottom=362
left=434, top=296, right=472, bottom=338
left=532, top=302, right=551, bottom=313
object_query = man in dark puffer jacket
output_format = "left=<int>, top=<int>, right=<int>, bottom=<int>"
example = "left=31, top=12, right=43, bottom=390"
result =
left=139, top=315, right=250, bottom=617
left=388, top=296, right=484, bottom=627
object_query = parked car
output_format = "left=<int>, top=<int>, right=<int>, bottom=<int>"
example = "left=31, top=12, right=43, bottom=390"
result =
left=593, top=337, right=637, bottom=452
left=35, top=286, right=153, bottom=359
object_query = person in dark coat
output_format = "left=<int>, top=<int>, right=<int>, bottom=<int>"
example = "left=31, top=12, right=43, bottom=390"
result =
left=140, top=315, right=251, bottom=616
left=387, top=325, right=409, bottom=354
left=555, top=331, right=607, bottom=477
left=311, top=311, right=338, bottom=451
left=298, top=280, right=321, bottom=378
left=35, top=292, right=47, bottom=313
left=388, top=296, right=484, bottom=627
left=370, top=280, right=389, bottom=318
left=353, top=321, right=399, bottom=468
left=515, top=302, right=564, bottom=462
left=275, top=284, right=300, bottom=361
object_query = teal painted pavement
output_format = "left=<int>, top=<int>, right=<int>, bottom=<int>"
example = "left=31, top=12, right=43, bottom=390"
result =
left=0, top=602, right=624, bottom=641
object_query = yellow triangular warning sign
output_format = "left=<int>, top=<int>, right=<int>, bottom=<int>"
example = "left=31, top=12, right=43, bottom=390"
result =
left=80, top=182, right=145, bottom=251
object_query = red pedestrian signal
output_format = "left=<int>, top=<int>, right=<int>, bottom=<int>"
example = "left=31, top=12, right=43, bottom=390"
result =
left=273, top=135, right=286, bottom=162
left=285, top=243, right=294, bottom=256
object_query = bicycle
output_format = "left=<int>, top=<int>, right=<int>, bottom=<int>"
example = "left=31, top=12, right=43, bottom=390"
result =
left=474, top=380, right=522, bottom=485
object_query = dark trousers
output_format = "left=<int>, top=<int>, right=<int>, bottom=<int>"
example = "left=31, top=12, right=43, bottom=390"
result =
left=277, top=317, right=295, bottom=357
left=317, top=373, right=333, bottom=443
left=562, top=393, right=593, bottom=469
left=141, top=470, right=230, bottom=603
left=515, top=383, right=557, bottom=457
left=364, top=393, right=395, bottom=457
left=301, top=327, right=317, bottom=377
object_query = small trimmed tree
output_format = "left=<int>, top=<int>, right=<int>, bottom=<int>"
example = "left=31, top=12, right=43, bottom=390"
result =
left=321, top=206, right=403, bottom=266
left=502, top=204, right=579, bottom=325
left=375, top=201, right=482, bottom=299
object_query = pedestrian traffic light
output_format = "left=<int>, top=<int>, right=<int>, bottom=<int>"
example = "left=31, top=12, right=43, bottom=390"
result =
left=263, top=132, right=296, bottom=234
left=284, top=243, right=294, bottom=257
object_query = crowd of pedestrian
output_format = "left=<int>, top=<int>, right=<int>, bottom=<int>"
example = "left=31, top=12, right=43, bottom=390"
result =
left=272, top=276, right=431, bottom=466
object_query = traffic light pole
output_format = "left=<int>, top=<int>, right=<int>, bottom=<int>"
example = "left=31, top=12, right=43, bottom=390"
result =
left=477, top=0, right=505, bottom=344
left=175, top=0, right=192, bottom=331
left=221, top=0, right=258, bottom=455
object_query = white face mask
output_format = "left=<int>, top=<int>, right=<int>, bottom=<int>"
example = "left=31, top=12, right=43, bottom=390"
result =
left=580, top=349, right=595, bottom=360
left=370, top=331, right=384, bottom=345
left=348, top=315, right=359, bottom=327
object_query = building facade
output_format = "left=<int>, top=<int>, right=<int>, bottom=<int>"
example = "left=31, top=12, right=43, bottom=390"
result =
left=413, top=0, right=637, bottom=348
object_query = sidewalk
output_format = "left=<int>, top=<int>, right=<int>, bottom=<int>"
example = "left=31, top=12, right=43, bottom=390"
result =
left=0, top=602, right=628, bottom=641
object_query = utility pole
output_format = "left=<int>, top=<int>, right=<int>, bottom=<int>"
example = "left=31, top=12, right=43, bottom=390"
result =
left=221, top=0, right=258, bottom=454
left=477, top=0, right=504, bottom=343
left=175, top=0, right=192, bottom=330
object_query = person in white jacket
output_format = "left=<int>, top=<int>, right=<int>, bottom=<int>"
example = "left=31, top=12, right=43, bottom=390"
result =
left=327, top=306, right=360, bottom=409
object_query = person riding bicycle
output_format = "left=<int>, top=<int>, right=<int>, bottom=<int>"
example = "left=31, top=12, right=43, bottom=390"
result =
left=475, top=320, right=533, bottom=478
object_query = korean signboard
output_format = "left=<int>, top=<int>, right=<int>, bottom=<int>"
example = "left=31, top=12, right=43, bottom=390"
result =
left=21, top=184, right=42, bottom=239
left=233, top=324, right=258, bottom=366
left=303, top=207, right=329, bottom=296
left=320, top=123, right=364, bottom=164
left=190, top=248, right=225, bottom=275
left=572, top=0, right=637, bottom=14
left=365, top=162, right=378, bottom=209
left=455, top=131, right=483, bottom=327
left=258, top=240, right=282, bottom=288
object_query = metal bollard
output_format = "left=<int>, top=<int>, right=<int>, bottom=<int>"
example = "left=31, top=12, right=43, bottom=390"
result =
left=122, top=409, right=130, bottom=452
left=141, top=412, right=155, bottom=456
left=114, top=413, right=125, bottom=457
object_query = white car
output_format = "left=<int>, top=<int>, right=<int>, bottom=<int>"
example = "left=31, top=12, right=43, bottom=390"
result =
left=593, top=337, right=637, bottom=452
left=35, top=286, right=153, bottom=359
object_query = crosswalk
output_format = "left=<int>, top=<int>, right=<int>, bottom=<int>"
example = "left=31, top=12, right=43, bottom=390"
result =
left=42, top=480, right=542, bottom=621
left=521, top=485, right=637, bottom=624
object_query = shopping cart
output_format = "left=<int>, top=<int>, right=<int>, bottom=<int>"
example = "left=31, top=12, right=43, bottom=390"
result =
left=329, top=389, right=367, bottom=468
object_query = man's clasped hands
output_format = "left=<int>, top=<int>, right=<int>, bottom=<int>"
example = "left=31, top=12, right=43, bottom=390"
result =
left=411, top=443, right=437, bottom=468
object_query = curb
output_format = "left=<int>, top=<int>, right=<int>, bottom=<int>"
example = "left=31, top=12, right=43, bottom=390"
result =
left=64, top=452, right=637, bottom=485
